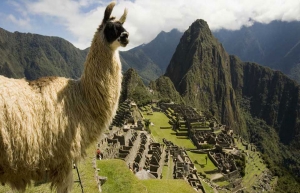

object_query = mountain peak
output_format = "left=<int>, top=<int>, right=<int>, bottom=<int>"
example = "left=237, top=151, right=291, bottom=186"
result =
left=192, top=19, right=209, bottom=27
left=187, top=19, right=213, bottom=40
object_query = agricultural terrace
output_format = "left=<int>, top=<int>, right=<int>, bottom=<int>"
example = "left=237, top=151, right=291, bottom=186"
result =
left=97, top=159, right=196, bottom=193
left=142, top=111, right=195, bottom=149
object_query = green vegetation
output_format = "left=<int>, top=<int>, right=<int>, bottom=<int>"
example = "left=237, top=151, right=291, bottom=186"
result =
left=0, top=28, right=86, bottom=80
left=201, top=181, right=214, bottom=193
left=143, top=112, right=195, bottom=149
left=149, top=76, right=184, bottom=104
left=186, top=152, right=217, bottom=178
left=215, top=180, right=230, bottom=187
left=143, top=119, right=151, bottom=133
left=120, top=68, right=152, bottom=106
left=97, top=159, right=147, bottom=193
left=244, top=112, right=300, bottom=192
left=141, top=179, right=196, bottom=193
left=97, top=159, right=195, bottom=193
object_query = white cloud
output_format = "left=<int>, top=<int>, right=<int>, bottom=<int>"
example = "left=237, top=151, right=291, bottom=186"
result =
left=7, top=14, right=31, bottom=29
left=10, top=0, right=300, bottom=50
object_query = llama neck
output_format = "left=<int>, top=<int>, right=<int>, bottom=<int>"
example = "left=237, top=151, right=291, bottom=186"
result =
left=80, top=36, right=122, bottom=121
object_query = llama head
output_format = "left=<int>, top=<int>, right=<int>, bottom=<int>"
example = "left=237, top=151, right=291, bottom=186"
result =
left=100, top=2, right=129, bottom=50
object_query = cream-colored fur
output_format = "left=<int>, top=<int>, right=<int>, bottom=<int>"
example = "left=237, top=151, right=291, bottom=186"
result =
left=0, top=2, right=127, bottom=192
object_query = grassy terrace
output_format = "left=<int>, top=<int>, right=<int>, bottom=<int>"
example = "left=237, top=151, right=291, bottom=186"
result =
left=143, top=112, right=195, bottom=149
left=97, top=159, right=196, bottom=193
left=234, top=138, right=267, bottom=191
left=242, top=151, right=267, bottom=188
left=186, top=152, right=217, bottom=178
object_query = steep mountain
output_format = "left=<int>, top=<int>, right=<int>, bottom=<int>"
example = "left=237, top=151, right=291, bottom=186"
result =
left=213, top=21, right=300, bottom=83
left=165, top=19, right=243, bottom=134
left=165, top=19, right=300, bottom=192
left=149, top=76, right=184, bottom=104
left=0, top=28, right=87, bottom=80
left=120, top=68, right=152, bottom=106
left=120, top=29, right=183, bottom=84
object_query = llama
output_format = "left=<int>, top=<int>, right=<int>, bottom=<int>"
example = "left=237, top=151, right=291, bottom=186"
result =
left=0, top=2, right=128, bottom=192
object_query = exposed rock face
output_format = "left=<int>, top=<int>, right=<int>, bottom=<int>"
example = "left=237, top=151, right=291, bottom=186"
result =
left=165, top=19, right=243, bottom=134
left=230, top=57, right=300, bottom=144
left=165, top=19, right=300, bottom=145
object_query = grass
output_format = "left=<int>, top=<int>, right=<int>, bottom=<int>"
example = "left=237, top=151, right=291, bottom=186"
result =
left=200, top=179, right=214, bottom=193
left=233, top=138, right=268, bottom=191
left=242, top=152, right=266, bottom=188
left=143, top=112, right=195, bottom=149
left=161, top=156, right=174, bottom=180
left=97, top=159, right=147, bottom=193
left=142, top=179, right=196, bottom=193
left=186, top=152, right=217, bottom=177
left=97, top=159, right=196, bottom=193
left=215, top=180, right=230, bottom=187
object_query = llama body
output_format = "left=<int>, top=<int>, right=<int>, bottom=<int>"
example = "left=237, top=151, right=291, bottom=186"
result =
left=0, top=2, right=128, bottom=192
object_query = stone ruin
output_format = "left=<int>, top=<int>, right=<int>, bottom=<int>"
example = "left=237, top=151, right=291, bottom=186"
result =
left=163, top=138, right=204, bottom=192
left=97, top=101, right=256, bottom=192
left=97, top=127, right=138, bottom=160
left=144, top=142, right=164, bottom=178
left=208, top=151, right=237, bottom=174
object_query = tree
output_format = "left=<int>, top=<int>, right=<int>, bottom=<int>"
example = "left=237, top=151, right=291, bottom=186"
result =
left=144, top=119, right=151, bottom=133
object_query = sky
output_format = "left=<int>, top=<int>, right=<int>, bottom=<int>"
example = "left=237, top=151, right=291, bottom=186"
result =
left=0, top=0, right=300, bottom=51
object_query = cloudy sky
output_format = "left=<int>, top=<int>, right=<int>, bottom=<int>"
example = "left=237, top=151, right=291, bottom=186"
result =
left=0, top=0, right=299, bottom=50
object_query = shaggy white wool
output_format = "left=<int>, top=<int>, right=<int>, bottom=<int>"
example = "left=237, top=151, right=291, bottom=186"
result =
left=0, top=2, right=126, bottom=192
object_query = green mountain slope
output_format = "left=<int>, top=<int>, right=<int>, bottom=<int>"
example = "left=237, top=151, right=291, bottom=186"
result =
left=0, top=28, right=87, bottom=80
left=120, top=29, right=182, bottom=84
left=120, top=68, right=152, bottom=106
left=149, top=76, right=184, bottom=104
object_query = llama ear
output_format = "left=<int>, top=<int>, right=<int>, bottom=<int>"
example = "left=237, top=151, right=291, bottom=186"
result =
left=119, top=8, right=128, bottom=24
left=103, top=1, right=116, bottom=23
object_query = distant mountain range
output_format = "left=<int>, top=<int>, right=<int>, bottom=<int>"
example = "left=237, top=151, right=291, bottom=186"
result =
left=120, top=29, right=182, bottom=83
left=2, top=21, right=300, bottom=84
left=213, top=20, right=300, bottom=83
left=0, top=27, right=182, bottom=84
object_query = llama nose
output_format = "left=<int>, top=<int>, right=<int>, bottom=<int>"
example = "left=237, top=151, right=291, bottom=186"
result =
left=120, top=32, right=129, bottom=39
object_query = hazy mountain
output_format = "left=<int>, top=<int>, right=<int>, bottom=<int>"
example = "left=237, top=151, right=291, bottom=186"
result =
left=120, top=29, right=183, bottom=84
left=165, top=19, right=300, bottom=192
left=0, top=28, right=87, bottom=80
left=213, top=20, right=300, bottom=83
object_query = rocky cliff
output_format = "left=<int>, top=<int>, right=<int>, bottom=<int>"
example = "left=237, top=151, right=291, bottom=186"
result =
left=165, top=19, right=244, bottom=134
